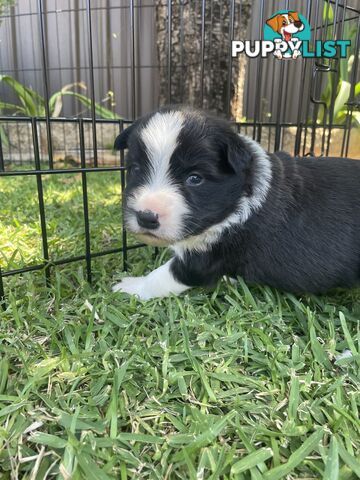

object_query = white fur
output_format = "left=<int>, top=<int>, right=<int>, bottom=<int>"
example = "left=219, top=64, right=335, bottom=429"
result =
left=335, top=350, right=353, bottom=362
left=173, top=135, right=272, bottom=255
left=113, top=123, right=272, bottom=300
left=112, top=259, right=189, bottom=300
left=126, top=186, right=189, bottom=243
left=127, top=111, right=189, bottom=243
left=140, top=111, right=184, bottom=189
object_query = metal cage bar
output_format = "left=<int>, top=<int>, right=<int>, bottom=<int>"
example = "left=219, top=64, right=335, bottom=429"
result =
left=167, top=0, right=172, bottom=104
left=86, top=0, right=98, bottom=166
left=119, top=120, right=128, bottom=271
left=37, top=0, right=54, bottom=169
left=0, top=268, right=5, bottom=310
left=79, top=118, right=92, bottom=283
left=32, top=117, right=51, bottom=288
left=0, top=0, right=359, bottom=308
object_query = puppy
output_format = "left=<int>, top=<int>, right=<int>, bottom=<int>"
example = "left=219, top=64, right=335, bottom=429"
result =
left=266, top=11, right=304, bottom=59
left=112, top=107, right=360, bottom=300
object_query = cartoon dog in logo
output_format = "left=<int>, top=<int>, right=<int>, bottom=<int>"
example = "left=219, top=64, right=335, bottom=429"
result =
left=266, top=12, right=304, bottom=59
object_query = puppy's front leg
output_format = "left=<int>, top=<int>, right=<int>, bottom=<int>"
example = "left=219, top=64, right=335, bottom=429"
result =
left=112, top=259, right=190, bottom=300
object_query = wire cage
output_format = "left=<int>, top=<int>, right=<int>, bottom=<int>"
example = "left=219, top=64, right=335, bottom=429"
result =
left=0, top=0, right=359, bottom=307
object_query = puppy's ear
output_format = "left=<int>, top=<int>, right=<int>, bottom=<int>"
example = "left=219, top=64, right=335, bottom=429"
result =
left=266, top=14, right=281, bottom=33
left=114, top=123, right=137, bottom=150
left=222, top=133, right=253, bottom=175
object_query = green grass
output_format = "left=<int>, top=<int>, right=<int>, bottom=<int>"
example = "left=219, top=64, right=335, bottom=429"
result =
left=0, top=171, right=360, bottom=479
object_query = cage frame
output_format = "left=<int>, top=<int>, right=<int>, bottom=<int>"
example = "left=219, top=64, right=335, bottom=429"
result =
left=0, top=0, right=359, bottom=309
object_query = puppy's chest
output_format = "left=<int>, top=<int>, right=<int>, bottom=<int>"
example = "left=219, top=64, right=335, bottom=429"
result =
left=193, top=232, right=252, bottom=273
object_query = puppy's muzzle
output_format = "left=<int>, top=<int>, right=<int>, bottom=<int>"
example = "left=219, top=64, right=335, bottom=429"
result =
left=136, top=209, right=160, bottom=230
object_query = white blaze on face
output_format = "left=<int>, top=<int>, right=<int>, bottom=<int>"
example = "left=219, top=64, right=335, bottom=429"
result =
left=126, top=111, right=190, bottom=244
left=141, top=111, right=184, bottom=186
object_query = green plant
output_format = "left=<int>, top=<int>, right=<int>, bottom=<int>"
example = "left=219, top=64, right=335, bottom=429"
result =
left=0, top=75, right=120, bottom=119
left=0, top=0, right=14, bottom=19
left=0, top=75, right=121, bottom=148
left=318, top=2, right=360, bottom=126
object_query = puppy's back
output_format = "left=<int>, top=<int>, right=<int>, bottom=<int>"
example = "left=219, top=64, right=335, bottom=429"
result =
left=240, top=153, right=360, bottom=293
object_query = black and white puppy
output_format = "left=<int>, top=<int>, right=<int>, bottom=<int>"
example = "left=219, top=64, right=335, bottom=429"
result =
left=112, top=107, right=360, bottom=299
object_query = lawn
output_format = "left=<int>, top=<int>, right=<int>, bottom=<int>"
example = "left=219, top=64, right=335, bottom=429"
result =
left=0, top=168, right=359, bottom=479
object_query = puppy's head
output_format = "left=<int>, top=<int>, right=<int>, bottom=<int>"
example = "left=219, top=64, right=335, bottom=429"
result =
left=266, top=12, right=304, bottom=40
left=114, top=108, right=254, bottom=247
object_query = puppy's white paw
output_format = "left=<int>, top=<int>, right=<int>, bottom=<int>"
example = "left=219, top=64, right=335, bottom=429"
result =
left=223, top=275, right=237, bottom=285
left=112, top=260, right=190, bottom=300
left=292, top=49, right=301, bottom=59
left=112, top=276, right=148, bottom=299
left=274, top=50, right=283, bottom=59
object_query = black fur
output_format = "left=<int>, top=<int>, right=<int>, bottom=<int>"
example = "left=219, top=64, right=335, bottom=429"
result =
left=115, top=108, right=360, bottom=294
left=172, top=154, right=360, bottom=293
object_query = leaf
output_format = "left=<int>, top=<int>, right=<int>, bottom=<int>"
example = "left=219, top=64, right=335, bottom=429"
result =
left=355, top=81, right=360, bottom=98
left=309, top=322, right=332, bottom=369
left=0, top=358, right=9, bottom=394
left=29, top=432, right=67, bottom=449
left=77, top=453, right=112, bottom=480
left=323, top=436, right=339, bottom=480
left=60, top=91, right=120, bottom=119
left=0, top=125, right=9, bottom=147
left=171, top=411, right=237, bottom=461
left=49, top=81, right=87, bottom=117
left=0, top=101, right=27, bottom=115
left=0, top=74, right=44, bottom=116
left=288, top=376, right=300, bottom=421
left=337, top=439, right=360, bottom=477
left=57, top=411, right=106, bottom=433
left=231, top=448, right=273, bottom=475
left=108, top=362, right=130, bottom=438
left=263, top=428, right=324, bottom=480
left=334, top=81, right=351, bottom=120
left=323, top=1, right=334, bottom=22
left=339, top=312, right=360, bottom=367
left=180, top=319, right=216, bottom=402
left=335, top=109, right=360, bottom=126
left=0, top=400, right=28, bottom=417
left=351, top=111, right=360, bottom=125
left=117, top=433, right=164, bottom=444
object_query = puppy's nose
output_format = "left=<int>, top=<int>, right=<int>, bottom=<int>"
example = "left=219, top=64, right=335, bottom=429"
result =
left=136, top=210, right=160, bottom=230
left=294, top=20, right=302, bottom=28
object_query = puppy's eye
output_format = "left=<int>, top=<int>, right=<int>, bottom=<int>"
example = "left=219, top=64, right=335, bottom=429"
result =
left=186, top=174, right=203, bottom=186
left=282, top=20, right=287, bottom=25
left=127, top=163, right=141, bottom=175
